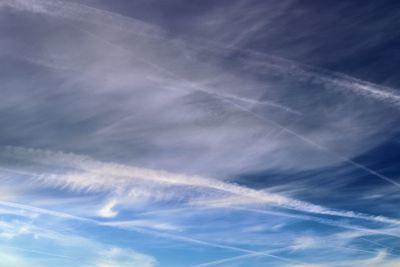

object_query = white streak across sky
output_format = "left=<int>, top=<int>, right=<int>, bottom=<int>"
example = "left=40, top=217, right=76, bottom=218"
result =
left=0, top=0, right=400, bottom=266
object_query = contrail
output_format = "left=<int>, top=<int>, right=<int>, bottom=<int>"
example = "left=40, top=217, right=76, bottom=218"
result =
left=2, top=0, right=162, bottom=36
left=100, top=204, right=400, bottom=266
left=68, top=14, right=400, bottom=190
left=141, top=203, right=400, bottom=240
left=2, top=146, right=400, bottom=226
left=5, top=0, right=399, bottom=189
left=1, top=0, right=299, bottom=117
left=191, top=248, right=286, bottom=267
left=76, top=21, right=400, bottom=189
left=0, top=200, right=307, bottom=266
left=190, top=245, right=398, bottom=267
left=5, top=0, right=400, bottom=110
left=76, top=25, right=301, bottom=117
left=227, top=206, right=400, bottom=239
left=260, top=115, right=400, bottom=189
left=3, top=0, right=400, bottom=226
left=1, top=245, right=73, bottom=259
left=3, top=1, right=400, bottom=264
left=195, top=39, right=400, bottom=110
left=2, top=197, right=400, bottom=266
left=108, top=225, right=306, bottom=265
left=7, top=198, right=398, bottom=267
left=0, top=200, right=95, bottom=223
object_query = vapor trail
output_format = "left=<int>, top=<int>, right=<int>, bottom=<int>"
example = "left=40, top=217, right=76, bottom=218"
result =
left=2, top=0, right=298, bottom=116
left=3, top=0, right=400, bottom=229
left=67, top=11, right=400, bottom=190
left=5, top=0, right=400, bottom=110
left=0, top=200, right=95, bottom=223
left=191, top=248, right=286, bottom=267
left=0, top=200, right=306, bottom=266
left=140, top=203, right=400, bottom=240
left=2, top=245, right=73, bottom=259
left=3, top=146, right=400, bottom=226
left=106, top=225, right=306, bottom=265
left=5, top=1, right=399, bottom=189
left=3, top=198, right=398, bottom=267
left=190, top=245, right=397, bottom=267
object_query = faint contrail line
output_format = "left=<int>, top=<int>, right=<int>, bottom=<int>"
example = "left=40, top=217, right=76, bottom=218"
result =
left=3, top=1, right=400, bottom=264
left=107, top=226, right=307, bottom=265
left=2, top=147, right=400, bottom=226
left=0, top=200, right=307, bottom=266
left=191, top=248, right=286, bottom=267
left=359, top=237, right=399, bottom=253
left=0, top=200, right=95, bottom=223
left=77, top=26, right=301, bottom=117
left=3, top=0, right=400, bottom=241
left=229, top=206, right=400, bottom=238
left=3, top=0, right=299, bottom=116
left=2, top=198, right=400, bottom=265
left=190, top=244, right=399, bottom=267
left=140, top=204, right=400, bottom=240
left=72, top=19, right=400, bottom=190
left=4, top=0, right=399, bottom=188
left=6, top=0, right=400, bottom=110
left=1, top=245, right=74, bottom=259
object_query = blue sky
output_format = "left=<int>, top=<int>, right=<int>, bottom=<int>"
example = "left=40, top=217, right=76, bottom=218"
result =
left=1, top=0, right=400, bottom=266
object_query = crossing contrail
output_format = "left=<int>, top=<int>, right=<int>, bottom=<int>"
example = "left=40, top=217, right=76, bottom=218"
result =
left=2, top=146, right=400, bottom=226
left=191, top=248, right=286, bottom=267
left=0, top=200, right=306, bottom=266
left=4, top=2, right=400, bottom=189
left=65, top=10, right=400, bottom=190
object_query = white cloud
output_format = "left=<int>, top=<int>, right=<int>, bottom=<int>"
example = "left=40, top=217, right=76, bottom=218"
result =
left=2, top=1, right=399, bottom=266
left=291, top=236, right=319, bottom=251
left=4, top=146, right=400, bottom=226
left=0, top=217, right=157, bottom=267
left=0, top=251, right=37, bottom=267
left=3, top=146, right=400, bottom=228
left=90, top=247, right=156, bottom=267
left=1, top=0, right=399, bottom=177
left=98, top=199, right=118, bottom=218
left=101, top=219, right=181, bottom=231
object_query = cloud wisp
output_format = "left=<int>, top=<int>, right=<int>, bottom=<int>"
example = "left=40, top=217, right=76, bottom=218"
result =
left=0, top=200, right=306, bottom=266
left=1, top=1, right=400, bottom=266
left=2, top=146, right=400, bottom=227
left=1, top=0, right=400, bottom=177
left=6, top=0, right=398, bottom=189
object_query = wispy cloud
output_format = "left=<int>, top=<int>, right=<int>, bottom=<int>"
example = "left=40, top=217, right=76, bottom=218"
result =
left=3, top=146, right=400, bottom=226
left=1, top=0, right=399, bottom=177
left=86, top=247, right=156, bottom=267
left=0, top=200, right=304, bottom=265
left=1, top=1, right=400, bottom=266
left=97, top=199, right=118, bottom=218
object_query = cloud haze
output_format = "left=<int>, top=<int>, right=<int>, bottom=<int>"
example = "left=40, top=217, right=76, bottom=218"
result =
left=1, top=0, right=400, bottom=266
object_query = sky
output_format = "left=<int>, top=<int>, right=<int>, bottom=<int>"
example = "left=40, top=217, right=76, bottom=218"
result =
left=0, top=0, right=400, bottom=266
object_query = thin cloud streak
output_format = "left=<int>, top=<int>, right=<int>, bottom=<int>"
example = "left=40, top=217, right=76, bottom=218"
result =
left=4, top=0, right=400, bottom=111
left=0, top=200, right=95, bottom=223
left=1, top=1, right=400, bottom=265
left=2, top=146, right=400, bottom=226
left=191, top=248, right=287, bottom=267
left=0, top=200, right=306, bottom=266
left=3, top=0, right=399, bottom=176
left=2, top=0, right=298, bottom=117
left=68, top=5, right=400, bottom=189
left=2, top=183, right=399, bottom=264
